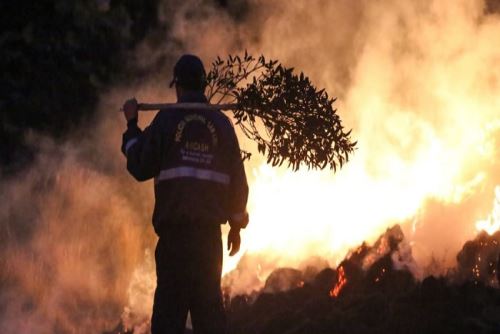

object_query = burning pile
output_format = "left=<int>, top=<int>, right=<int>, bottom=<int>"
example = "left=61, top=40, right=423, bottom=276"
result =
left=456, top=230, right=500, bottom=286
left=224, top=226, right=500, bottom=334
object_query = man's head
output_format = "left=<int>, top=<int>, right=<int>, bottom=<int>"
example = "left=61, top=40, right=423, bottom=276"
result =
left=169, top=54, right=207, bottom=94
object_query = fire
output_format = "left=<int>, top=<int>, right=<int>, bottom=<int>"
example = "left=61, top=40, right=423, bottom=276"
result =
left=476, top=186, right=500, bottom=235
left=374, top=268, right=387, bottom=283
left=330, top=266, right=347, bottom=298
left=223, top=123, right=499, bottom=277
left=221, top=12, right=500, bottom=273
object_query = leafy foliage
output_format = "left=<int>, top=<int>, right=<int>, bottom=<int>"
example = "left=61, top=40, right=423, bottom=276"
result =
left=206, top=52, right=356, bottom=171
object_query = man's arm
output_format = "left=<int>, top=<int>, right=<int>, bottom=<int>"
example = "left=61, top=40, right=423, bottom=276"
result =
left=121, top=98, right=162, bottom=181
left=226, top=125, right=249, bottom=256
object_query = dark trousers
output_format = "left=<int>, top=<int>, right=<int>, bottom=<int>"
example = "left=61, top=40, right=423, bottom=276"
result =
left=151, top=224, right=226, bottom=334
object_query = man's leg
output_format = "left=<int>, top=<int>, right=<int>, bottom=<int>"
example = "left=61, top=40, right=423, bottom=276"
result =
left=151, top=235, right=190, bottom=334
left=189, top=226, right=226, bottom=334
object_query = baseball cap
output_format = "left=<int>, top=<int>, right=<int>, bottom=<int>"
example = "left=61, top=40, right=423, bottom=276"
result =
left=169, top=54, right=207, bottom=89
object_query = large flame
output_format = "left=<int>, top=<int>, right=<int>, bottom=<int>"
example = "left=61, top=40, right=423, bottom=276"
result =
left=223, top=120, right=499, bottom=276
left=217, top=0, right=500, bottom=281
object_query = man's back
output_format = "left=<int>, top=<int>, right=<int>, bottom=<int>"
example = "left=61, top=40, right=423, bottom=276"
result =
left=123, top=91, right=248, bottom=235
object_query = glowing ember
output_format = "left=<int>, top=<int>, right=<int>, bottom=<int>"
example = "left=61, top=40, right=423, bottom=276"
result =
left=374, top=268, right=387, bottom=283
left=330, top=266, right=347, bottom=298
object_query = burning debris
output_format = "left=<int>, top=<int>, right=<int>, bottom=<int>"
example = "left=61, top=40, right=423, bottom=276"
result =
left=456, top=230, right=500, bottom=286
left=222, top=226, right=500, bottom=334
left=329, top=266, right=346, bottom=298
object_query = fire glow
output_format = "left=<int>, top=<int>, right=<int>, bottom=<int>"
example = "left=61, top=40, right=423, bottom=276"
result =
left=219, top=0, right=500, bottom=283
left=475, top=186, right=500, bottom=235
left=223, top=117, right=500, bottom=279
left=330, top=266, right=347, bottom=298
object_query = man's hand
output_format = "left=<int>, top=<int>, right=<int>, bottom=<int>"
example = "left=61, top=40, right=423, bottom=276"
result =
left=228, top=227, right=241, bottom=256
left=122, top=98, right=138, bottom=122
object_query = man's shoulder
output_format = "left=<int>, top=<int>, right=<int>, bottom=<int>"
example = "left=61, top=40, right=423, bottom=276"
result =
left=155, top=109, right=184, bottom=122
left=210, top=110, right=234, bottom=128
left=153, top=108, right=234, bottom=131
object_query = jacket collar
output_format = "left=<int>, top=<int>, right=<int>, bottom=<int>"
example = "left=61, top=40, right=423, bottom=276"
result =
left=177, top=91, right=208, bottom=103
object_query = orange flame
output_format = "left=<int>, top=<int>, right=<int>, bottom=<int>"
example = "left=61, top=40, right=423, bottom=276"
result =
left=476, top=186, right=500, bottom=235
left=330, top=266, right=347, bottom=298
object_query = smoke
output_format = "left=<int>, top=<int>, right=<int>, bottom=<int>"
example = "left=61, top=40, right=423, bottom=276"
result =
left=0, top=91, right=157, bottom=332
left=2, top=0, right=500, bottom=331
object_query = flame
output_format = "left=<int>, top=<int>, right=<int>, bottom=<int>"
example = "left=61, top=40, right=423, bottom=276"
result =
left=475, top=186, right=500, bottom=235
left=216, top=0, right=500, bottom=282
left=223, top=125, right=497, bottom=276
left=330, top=266, right=347, bottom=298
left=221, top=32, right=500, bottom=275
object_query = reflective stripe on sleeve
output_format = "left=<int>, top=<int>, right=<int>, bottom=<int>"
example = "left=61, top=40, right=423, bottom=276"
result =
left=230, top=211, right=248, bottom=223
left=229, top=211, right=249, bottom=228
left=125, top=138, right=139, bottom=154
left=156, top=166, right=230, bottom=185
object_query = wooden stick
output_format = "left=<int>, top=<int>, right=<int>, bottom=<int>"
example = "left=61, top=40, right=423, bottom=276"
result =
left=137, top=103, right=238, bottom=111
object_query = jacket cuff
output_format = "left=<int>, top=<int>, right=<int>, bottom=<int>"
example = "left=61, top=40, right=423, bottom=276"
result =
left=121, top=122, right=142, bottom=156
left=127, top=117, right=138, bottom=130
left=229, top=211, right=249, bottom=229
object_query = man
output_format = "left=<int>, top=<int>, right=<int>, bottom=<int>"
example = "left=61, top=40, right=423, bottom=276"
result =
left=121, top=54, right=249, bottom=334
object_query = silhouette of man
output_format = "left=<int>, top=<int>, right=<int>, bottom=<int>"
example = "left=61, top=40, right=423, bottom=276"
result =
left=121, top=54, right=249, bottom=334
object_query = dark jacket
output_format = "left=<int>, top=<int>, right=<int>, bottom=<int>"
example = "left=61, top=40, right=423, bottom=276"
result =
left=121, top=92, right=249, bottom=235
